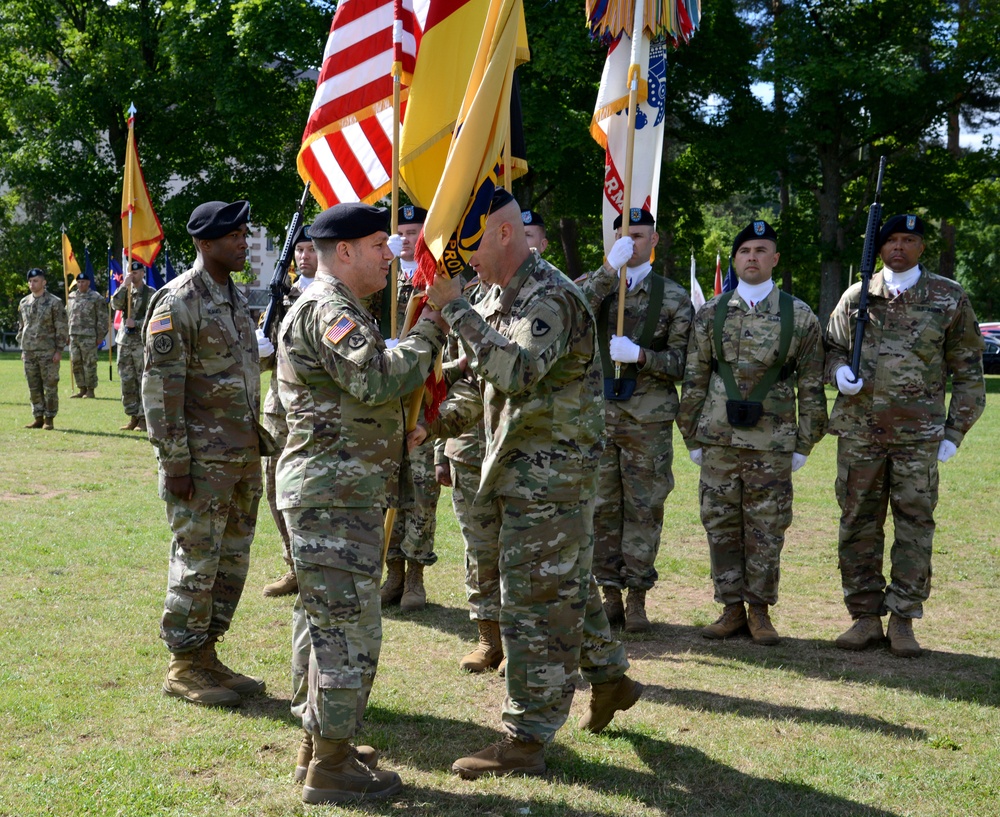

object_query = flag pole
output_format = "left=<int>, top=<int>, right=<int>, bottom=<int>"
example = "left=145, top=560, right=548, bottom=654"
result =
left=124, top=103, right=137, bottom=326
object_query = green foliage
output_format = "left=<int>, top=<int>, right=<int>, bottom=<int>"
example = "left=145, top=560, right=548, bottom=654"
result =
left=955, top=176, right=1000, bottom=320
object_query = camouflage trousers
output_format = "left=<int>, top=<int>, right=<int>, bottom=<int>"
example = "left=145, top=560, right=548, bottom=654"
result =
left=262, top=411, right=293, bottom=569
left=835, top=437, right=938, bottom=619
left=160, top=458, right=262, bottom=653
left=450, top=459, right=501, bottom=621
left=117, top=338, right=144, bottom=417
left=699, top=445, right=793, bottom=607
left=69, top=337, right=99, bottom=391
left=22, top=350, right=60, bottom=419
left=495, top=496, right=629, bottom=745
left=284, top=505, right=383, bottom=741
left=593, top=414, right=675, bottom=591
left=386, top=436, right=440, bottom=566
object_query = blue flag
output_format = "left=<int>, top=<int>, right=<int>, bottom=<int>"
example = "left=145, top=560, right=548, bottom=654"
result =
left=108, top=248, right=124, bottom=300
left=722, top=256, right=738, bottom=293
left=164, top=244, right=178, bottom=282
left=82, top=247, right=97, bottom=287
left=146, top=263, right=165, bottom=290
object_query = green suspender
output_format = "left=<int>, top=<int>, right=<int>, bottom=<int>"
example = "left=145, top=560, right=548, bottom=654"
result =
left=596, top=272, right=665, bottom=380
left=712, top=289, right=794, bottom=402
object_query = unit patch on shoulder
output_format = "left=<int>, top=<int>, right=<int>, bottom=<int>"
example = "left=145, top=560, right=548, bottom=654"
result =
left=531, top=318, right=551, bottom=337
left=148, top=316, right=173, bottom=334
left=348, top=333, right=366, bottom=349
left=324, top=314, right=357, bottom=345
left=152, top=333, right=174, bottom=355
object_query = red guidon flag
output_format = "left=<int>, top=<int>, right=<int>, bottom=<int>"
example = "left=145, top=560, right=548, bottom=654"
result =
left=297, top=0, right=418, bottom=208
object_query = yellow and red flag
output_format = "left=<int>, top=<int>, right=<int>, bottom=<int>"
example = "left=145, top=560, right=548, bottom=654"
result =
left=121, top=105, right=163, bottom=266
left=61, top=231, right=82, bottom=295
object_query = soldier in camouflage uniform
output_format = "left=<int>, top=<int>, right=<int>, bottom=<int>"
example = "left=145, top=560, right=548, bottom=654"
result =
left=825, top=214, right=985, bottom=658
left=275, top=203, right=447, bottom=804
left=416, top=190, right=643, bottom=780
left=16, top=268, right=68, bottom=430
left=578, top=208, right=693, bottom=633
left=677, top=220, right=827, bottom=645
left=112, top=260, right=152, bottom=431
left=381, top=205, right=442, bottom=612
left=67, top=273, right=107, bottom=398
left=142, top=200, right=268, bottom=709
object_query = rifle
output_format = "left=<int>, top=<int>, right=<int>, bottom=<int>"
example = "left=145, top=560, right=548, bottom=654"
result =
left=850, top=156, right=887, bottom=380
left=261, top=181, right=311, bottom=340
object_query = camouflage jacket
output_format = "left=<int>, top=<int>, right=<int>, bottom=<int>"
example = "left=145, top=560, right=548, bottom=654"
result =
left=16, top=291, right=68, bottom=353
left=111, top=283, right=152, bottom=347
left=141, top=266, right=263, bottom=477
left=68, top=289, right=106, bottom=340
left=428, top=251, right=605, bottom=504
left=824, top=266, right=985, bottom=446
left=275, top=271, right=446, bottom=510
left=262, top=285, right=302, bottom=418
left=579, top=265, right=694, bottom=424
left=677, top=286, right=827, bottom=454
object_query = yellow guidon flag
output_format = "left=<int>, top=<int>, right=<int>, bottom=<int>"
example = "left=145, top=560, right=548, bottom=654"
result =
left=121, top=103, right=164, bottom=267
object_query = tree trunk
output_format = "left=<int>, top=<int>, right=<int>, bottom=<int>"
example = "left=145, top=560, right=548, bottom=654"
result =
left=773, top=0, right=793, bottom=294
left=559, top=217, right=583, bottom=280
left=939, top=106, right=960, bottom=280
left=816, top=144, right=845, bottom=325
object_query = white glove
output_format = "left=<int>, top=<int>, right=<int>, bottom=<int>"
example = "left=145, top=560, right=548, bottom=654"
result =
left=937, top=440, right=957, bottom=463
left=835, top=365, right=863, bottom=396
left=791, top=452, right=808, bottom=472
left=606, top=236, right=634, bottom=270
left=689, top=448, right=704, bottom=466
left=255, top=328, right=275, bottom=358
left=387, top=234, right=404, bottom=258
left=609, top=334, right=641, bottom=364
left=384, top=338, right=399, bottom=350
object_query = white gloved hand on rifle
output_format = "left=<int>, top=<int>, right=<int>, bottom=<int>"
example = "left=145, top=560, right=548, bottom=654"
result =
left=255, top=328, right=275, bottom=358
left=835, top=365, right=863, bottom=396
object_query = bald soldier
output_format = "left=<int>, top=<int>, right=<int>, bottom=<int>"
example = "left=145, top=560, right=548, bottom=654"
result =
left=143, top=199, right=269, bottom=708
left=17, top=267, right=68, bottom=430
left=67, top=273, right=106, bottom=399
left=825, top=213, right=985, bottom=657
left=276, top=203, right=447, bottom=804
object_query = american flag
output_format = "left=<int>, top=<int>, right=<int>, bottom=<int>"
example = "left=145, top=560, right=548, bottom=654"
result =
left=297, top=0, right=418, bottom=208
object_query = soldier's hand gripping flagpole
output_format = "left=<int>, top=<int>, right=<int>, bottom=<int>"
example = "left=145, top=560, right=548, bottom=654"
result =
left=849, top=155, right=887, bottom=380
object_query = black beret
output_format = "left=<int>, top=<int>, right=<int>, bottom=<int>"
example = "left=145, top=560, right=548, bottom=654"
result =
left=310, top=203, right=389, bottom=240
left=187, top=200, right=251, bottom=239
left=488, top=187, right=516, bottom=214
left=732, top=220, right=778, bottom=254
left=129, top=260, right=145, bottom=272
left=26, top=267, right=45, bottom=280
left=76, top=272, right=89, bottom=281
left=398, top=205, right=428, bottom=225
left=878, top=214, right=924, bottom=248
left=291, top=223, right=313, bottom=247
left=521, top=210, right=544, bottom=228
left=613, top=208, right=655, bottom=230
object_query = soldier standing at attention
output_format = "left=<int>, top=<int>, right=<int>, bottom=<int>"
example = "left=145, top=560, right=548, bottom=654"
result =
left=520, top=209, right=548, bottom=254
left=112, top=259, right=152, bottom=431
left=825, top=214, right=985, bottom=657
left=415, top=189, right=643, bottom=779
left=17, top=267, right=68, bottom=430
left=579, top=208, right=693, bottom=633
left=67, top=273, right=106, bottom=399
left=275, top=203, right=447, bottom=804
left=677, top=220, right=827, bottom=645
left=142, top=199, right=269, bottom=708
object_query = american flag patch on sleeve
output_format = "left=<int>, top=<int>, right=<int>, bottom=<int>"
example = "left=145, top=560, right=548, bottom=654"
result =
left=148, top=316, right=173, bottom=335
left=324, top=315, right=357, bottom=345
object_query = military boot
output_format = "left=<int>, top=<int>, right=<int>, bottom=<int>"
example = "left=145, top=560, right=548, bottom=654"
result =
left=84, top=388, right=96, bottom=398
left=451, top=736, right=546, bottom=780
left=263, top=570, right=298, bottom=598
left=135, top=416, right=147, bottom=432
left=624, top=589, right=651, bottom=633
left=163, top=653, right=241, bottom=707
left=70, top=388, right=86, bottom=398
left=702, top=603, right=748, bottom=639
left=497, top=657, right=507, bottom=678
left=25, top=416, right=44, bottom=429
left=301, top=736, right=402, bottom=804
left=602, top=587, right=625, bottom=627
left=747, top=603, right=780, bottom=645
left=120, top=415, right=139, bottom=431
left=196, top=639, right=266, bottom=695
left=400, top=562, right=426, bottom=611
left=887, top=612, right=922, bottom=658
left=42, top=418, right=55, bottom=431
left=578, top=674, right=644, bottom=734
left=459, top=620, right=503, bottom=672
left=380, top=560, right=405, bottom=606
left=295, top=733, right=379, bottom=783
left=835, top=615, right=884, bottom=651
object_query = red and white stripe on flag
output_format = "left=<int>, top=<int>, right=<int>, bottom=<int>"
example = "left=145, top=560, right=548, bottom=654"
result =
left=297, top=0, right=418, bottom=209
left=591, top=32, right=666, bottom=256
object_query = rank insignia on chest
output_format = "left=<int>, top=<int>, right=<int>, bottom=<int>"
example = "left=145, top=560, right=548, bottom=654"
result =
left=325, top=315, right=357, bottom=345
left=148, top=316, right=173, bottom=335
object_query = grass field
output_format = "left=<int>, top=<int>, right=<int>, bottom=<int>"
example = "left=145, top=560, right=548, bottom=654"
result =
left=0, top=352, right=997, bottom=816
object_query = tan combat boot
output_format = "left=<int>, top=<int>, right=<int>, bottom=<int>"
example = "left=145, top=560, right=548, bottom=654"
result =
left=747, top=603, right=780, bottom=645
left=84, top=388, right=96, bottom=398
left=497, top=657, right=507, bottom=678
left=459, top=620, right=503, bottom=672
left=624, top=589, right=651, bottom=633
left=380, top=560, right=405, bottom=605
left=887, top=612, right=922, bottom=658
left=602, top=587, right=625, bottom=627
left=835, top=615, right=884, bottom=651
left=400, top=562, right=426, bottom=611
left=135, top=416, right=147, bottom=432
left=163, top=653, right=241, bottom=707
left=42, top=418, right=55, bottom=431
left=301, top=736, right=402, bottom=804
left=120, top=415, right=139, bottom=431
left=578, top=674, right=644, bottom=734
left=70, top=388, right=86, bottom=398
left=451, top=736, right=546, bottom=780
left=196, top=639, right=266, bottom=695
left=702, top=603, right=748, bottom=639
left=295, top=733, right=379, bottom=783
left=25, top=417, right=44, bottom=429
left=263, top=570, right=298, bottom=598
